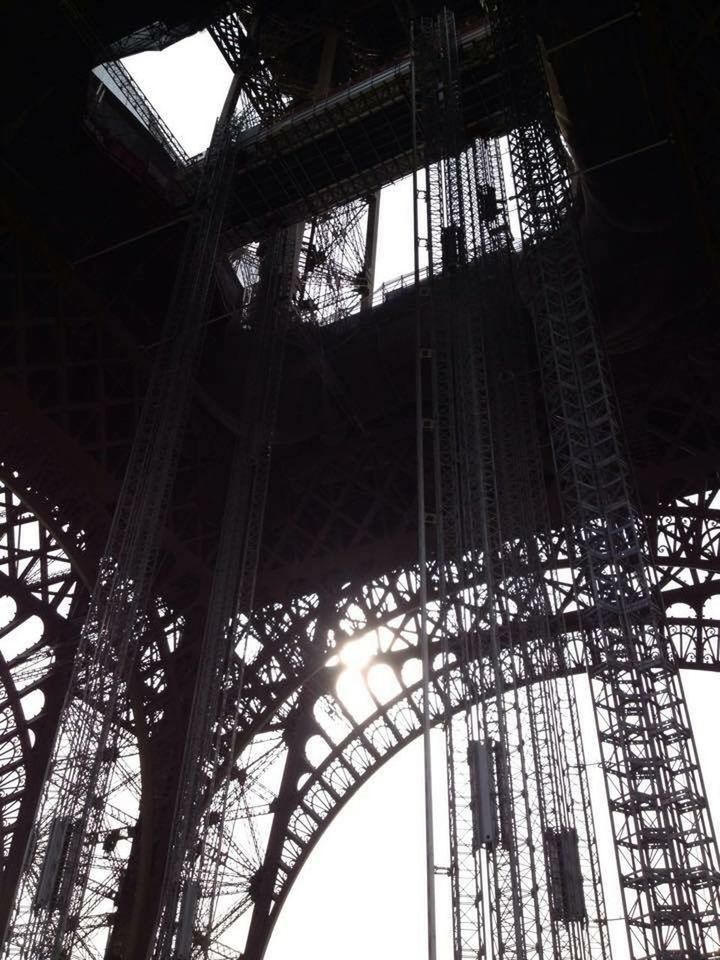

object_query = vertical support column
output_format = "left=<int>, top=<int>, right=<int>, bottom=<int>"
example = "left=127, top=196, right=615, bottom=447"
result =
left=414, top=12, right=612, bottom=960
left=486, top=1, right=720, bottom=957
left=413, top=15, right=532, bottom=960
left=149, top=222, right=300, bottom=960
left=242, top=688, right=319, bottom=960
left=312, top=27, right=338, bottom=101
left=360, top=191, right=381, bottom=311
left=2, top=67, right=242, bottom=960
left=150, top=27, right=340, bottom=960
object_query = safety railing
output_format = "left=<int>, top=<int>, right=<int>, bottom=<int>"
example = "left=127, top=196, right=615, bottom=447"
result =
left=95, top=60, right=190, bottom=167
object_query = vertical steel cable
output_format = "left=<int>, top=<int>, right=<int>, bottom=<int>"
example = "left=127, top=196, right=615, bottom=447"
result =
left=411, top=20, right=440, bottom=960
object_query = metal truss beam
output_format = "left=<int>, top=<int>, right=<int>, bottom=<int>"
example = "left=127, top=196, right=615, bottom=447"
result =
left=208, top=22, right=503, bottom=243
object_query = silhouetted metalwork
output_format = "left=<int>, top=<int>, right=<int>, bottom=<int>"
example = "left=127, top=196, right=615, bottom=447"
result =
left=1, top=0, right=720, bottom=959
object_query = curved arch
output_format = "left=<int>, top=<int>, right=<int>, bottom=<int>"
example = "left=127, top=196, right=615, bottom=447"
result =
left=237, top=482, right=720, bottom=749
left=240, top=611, right=720, bottom=959
left=0, top=382, right=106, bottom=841
left=234, top=484, right=720, bottom=958
left=0, top=475, right=83, bottom=934
left=0, top=456, right=196, bottom=952
left=184, top=485, right=720, bottom=958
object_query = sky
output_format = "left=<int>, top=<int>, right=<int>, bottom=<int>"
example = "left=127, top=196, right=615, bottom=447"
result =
left=114, top=32, right=720, bottom=960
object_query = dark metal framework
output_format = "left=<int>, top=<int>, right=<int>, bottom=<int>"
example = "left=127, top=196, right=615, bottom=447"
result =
left=2, top=59, right=243, bottom=959
left=413, top=11, right=608, bottom=960
left=2, top=477, right=720, bottom=957
left=484, top=3, right=720, bottom=958
left=1, top=1, right=720, bottom=959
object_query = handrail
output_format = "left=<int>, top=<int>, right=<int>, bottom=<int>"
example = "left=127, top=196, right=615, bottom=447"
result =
left=96, top=60, right=190, bottom=167
left=232, top=21, right=492, bottom=151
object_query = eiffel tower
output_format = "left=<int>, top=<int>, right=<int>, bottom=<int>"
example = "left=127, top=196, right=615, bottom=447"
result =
left=1, top=1, right=720, bottom=958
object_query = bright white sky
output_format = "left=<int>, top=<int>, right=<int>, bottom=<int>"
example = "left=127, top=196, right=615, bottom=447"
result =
left=116, top=33, right=720, bottom=960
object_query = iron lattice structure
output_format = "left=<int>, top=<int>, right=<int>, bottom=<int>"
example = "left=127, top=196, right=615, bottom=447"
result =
left=1, top=0, right=720, bottom=959
left=412, top=13, right=610, bottom=960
